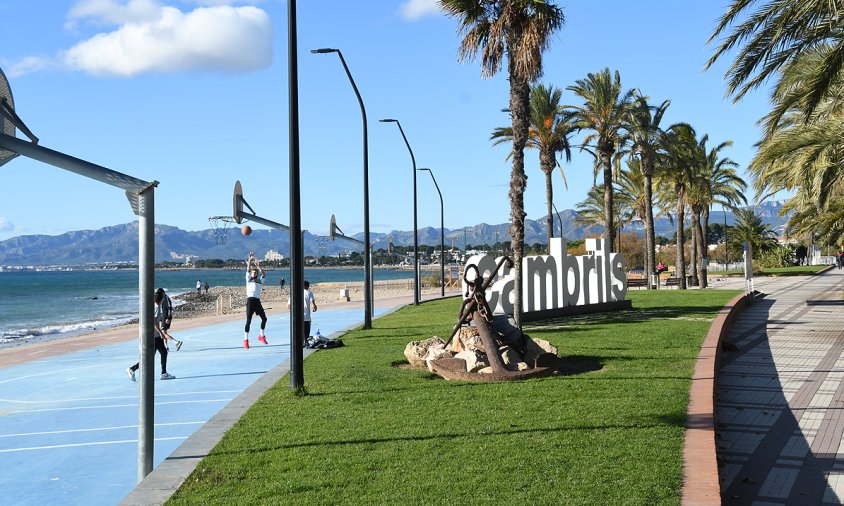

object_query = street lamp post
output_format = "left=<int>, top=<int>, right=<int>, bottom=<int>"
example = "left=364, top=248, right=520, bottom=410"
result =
left=380, top=118, right=419, bottom=305
left=419, top=168, right=444, bottom=297
left=288, top=0, right=305, bottom=390
left=312, top=48, right=372, bottom=329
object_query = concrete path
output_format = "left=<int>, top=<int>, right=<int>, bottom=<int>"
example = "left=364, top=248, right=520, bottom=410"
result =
left=716, top=268, right=844, bottom=505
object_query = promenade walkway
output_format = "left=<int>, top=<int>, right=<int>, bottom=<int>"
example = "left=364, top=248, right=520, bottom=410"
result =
left=716, top=268, right=844, bottom=504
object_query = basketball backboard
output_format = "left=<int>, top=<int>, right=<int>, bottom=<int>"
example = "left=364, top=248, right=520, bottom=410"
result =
left=329, top=214, right=338, bottom=240
left=233, top=180, right=244, bottom=224
left=0, top=67, right=19, bottom=168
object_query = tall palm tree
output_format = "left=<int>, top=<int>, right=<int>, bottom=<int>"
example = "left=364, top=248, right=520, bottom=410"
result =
left=440, top=0, right=564, bottom=325
left=660, top=123, right=699, bottom=289
left=616, top=161, right=649, bottom=264
left=706, top=0, right=844, bottom=116
left=491, top=83, right=575, bottom=245
left=697, top=142, right=746, bottom=287
left=566, top=68, right=636, bottom=252
left=625, top=96, right=670, bottom=287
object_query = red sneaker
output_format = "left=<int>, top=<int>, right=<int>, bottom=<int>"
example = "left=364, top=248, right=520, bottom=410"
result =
left=243, top=339, right=250, bottom=349
left=258, top=335, right=268, bottom=345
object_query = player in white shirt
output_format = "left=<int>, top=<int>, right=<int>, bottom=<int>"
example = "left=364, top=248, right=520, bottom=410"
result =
left=243, top=252, right=268, bottom=349
left=287, top=280, right=317, bottom=346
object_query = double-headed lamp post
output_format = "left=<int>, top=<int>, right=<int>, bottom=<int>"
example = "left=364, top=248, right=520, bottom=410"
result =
left=419, top=168, right=445, bottom=297
left=380, top=118, right=419, bottom=305
left=311, top=47, right=372, bottom=328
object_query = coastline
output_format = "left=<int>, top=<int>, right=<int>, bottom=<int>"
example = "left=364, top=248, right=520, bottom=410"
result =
left=0, top=281, right=462, bottom=368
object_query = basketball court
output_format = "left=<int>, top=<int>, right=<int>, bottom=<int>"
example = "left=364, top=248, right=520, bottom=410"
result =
left=0, top=305, right=389, bottom=505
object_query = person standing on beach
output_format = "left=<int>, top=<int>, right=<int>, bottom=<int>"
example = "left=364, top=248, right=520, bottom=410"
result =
left=244, top=252, right=268, bottom=349
left=127, top=290, right=175, bottom=381
left=287, top=280, right=317, bottom=346
left=280, top=277, right=285, bottom=289
left=196, top=280, right=202, bottom=294
left=157, top=288, right=183, bottom=351
left=204, top=282, right=209, bottom=294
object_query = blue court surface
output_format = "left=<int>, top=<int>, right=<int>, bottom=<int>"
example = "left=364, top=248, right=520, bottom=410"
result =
left=0, top=306, right=388, bottom=505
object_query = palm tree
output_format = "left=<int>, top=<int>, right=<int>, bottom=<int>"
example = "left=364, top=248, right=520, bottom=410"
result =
left=575, top=185, right=608, bottom=233
left=625, top=96, right=670, bottom=287
left=440, top=0, right=564, bottom=325
left=706, top=0, right=843, bottom=116
left=697, top=142, right=746, bottom=287
left=729, top=207, right=778, bottom=258
left=660, top=123, right=699, bottom=289
left=491, top=83, right=575, bottom=245
left=566, top=68, right=637, bottom=252
left=751, top=45, right=844, bottom=209
left=615, top=161, right=649, bottom=265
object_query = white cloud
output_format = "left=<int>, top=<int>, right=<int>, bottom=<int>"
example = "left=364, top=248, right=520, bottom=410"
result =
left=66, top=0, right=164, bottom=29
left=0, top=217, right=15, bottom=233
left=11, top=2, right=273, bottom=77
left=6, top=57, right=56, bottom=78
left=399, top=0, right=440, bottom=21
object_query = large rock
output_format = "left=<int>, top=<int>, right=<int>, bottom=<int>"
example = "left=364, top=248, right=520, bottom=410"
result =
left=425, top=347, right=454, bottom=372
left=492, top=315, right=522, bottom=347
left=454, top=349, right=489, bottom=373
left=404, top=337, right=446, bottom=369
left=499, top=346, right=524, bottom=371
left=450, top=326, right=482, bottom=353
left=523, top=337, right=558, bottom=367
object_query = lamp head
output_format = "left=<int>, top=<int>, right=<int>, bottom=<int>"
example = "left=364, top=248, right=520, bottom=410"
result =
left=379, top=118, right=397, bottom=123
left=418, top=167, right=431, bottom=172
left=311, top=48, right=338, bottom=54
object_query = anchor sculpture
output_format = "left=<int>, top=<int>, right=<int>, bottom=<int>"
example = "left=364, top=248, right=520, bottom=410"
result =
left=429, top=256, right=560, bottom=381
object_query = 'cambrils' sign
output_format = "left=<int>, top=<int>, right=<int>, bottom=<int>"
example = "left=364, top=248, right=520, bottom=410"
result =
left=463, top=237, right=630, bottom=321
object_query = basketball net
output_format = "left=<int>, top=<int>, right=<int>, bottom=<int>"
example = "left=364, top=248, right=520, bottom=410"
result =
left=209, top=216, right=237, bottom=245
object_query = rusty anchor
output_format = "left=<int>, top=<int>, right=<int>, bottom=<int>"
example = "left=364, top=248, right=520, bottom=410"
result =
left=430, top=256, right=558, bottom=381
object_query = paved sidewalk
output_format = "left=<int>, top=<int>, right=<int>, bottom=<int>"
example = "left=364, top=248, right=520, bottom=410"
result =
left=716, top=268, right=844, bottom=505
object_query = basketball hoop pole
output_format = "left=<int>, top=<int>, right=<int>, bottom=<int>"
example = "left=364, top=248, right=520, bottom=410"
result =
left=0, top=133, right=159, bottom=483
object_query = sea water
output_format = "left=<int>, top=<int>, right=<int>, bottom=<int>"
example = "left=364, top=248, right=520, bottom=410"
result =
left=0, top=268, right=412, bottom=344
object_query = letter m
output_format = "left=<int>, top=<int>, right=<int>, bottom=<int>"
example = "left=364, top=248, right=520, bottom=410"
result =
left=526, top=256, right=558, bottom=312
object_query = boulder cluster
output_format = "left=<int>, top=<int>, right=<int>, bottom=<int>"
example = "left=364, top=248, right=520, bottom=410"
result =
left=403, top=319, right=558, bottom=376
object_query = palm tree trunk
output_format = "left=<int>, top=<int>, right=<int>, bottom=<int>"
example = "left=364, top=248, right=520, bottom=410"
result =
left=600, top=148, right=615, bottom=252
left=508, top=71, right=530, bottom=326
left=675, top=191, right=686, bottom=289
left=540, top=152, right=556, bottom=247
left=643, top=170, right=656, bottom=290
left=700, top=207, right=710, bottom=288
left=691, top=209, right=701, bottom=286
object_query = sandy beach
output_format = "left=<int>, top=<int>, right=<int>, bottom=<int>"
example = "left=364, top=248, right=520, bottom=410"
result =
left=0, top=281, right=462, bottom=368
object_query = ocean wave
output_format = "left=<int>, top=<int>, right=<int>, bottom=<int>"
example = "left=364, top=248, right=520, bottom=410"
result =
left=0, top=315, right=137, bottom=343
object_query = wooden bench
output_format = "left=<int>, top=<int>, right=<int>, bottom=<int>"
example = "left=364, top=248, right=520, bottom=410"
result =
left=627, top=278, right=648, bottom=289
left=665, top=277, right=682, bottom=288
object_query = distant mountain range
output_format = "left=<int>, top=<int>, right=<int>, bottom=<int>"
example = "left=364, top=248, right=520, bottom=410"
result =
left=0, top=201, right=787, bottom=266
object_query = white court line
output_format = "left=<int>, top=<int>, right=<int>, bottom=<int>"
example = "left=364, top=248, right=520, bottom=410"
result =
left=0, top=390, right=241, bottom=404
left=0, top=368, right=86, bottom=385
left=1, top=421, right=205, bottom=438
left=7, top=398, right=232, bottom=414
left=0, top=436, right=186, bottom=453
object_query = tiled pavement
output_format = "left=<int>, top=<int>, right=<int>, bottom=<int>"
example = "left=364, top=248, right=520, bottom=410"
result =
left=715, top=268, right=844, bottom=505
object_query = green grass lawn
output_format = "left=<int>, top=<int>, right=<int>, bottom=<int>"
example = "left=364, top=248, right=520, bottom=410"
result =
left=716, top=264, right=829, bottom=276
left=169, top=290, right=740, bottom=505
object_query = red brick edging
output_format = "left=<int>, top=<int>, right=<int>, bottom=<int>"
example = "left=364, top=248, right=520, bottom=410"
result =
left=681, top=293, right=749, bottom=505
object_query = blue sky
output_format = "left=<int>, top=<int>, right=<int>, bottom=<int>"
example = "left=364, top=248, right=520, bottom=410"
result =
left=0, top=0, right=772, bottom=242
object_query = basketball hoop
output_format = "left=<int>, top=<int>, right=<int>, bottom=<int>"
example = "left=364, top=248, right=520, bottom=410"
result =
left=209, top=216, right=237, bottom=245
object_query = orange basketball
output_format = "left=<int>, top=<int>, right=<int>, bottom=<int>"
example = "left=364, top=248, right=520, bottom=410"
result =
left=241, top=225, right=252, bottom=236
